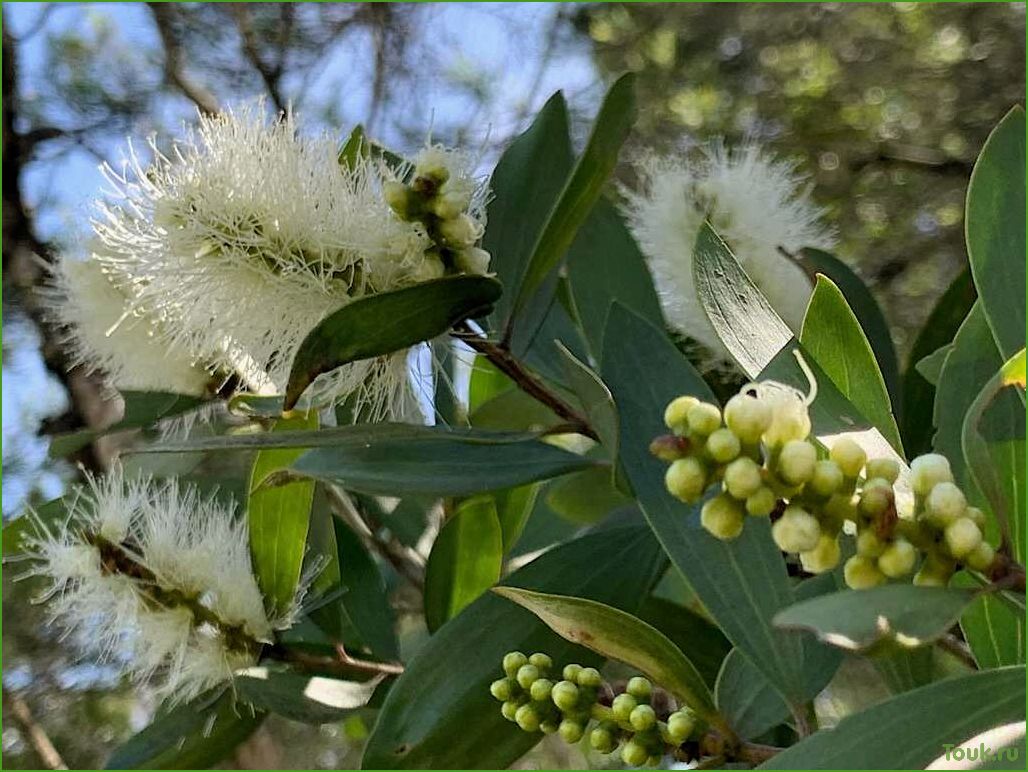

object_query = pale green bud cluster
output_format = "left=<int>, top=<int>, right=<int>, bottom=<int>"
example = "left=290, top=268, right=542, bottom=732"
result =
left=492, top=653, right=700, bottom=766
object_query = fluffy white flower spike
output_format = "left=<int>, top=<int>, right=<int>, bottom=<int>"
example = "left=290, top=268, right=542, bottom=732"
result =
left=621, top=142, right=835, bottom=355
left=19, top=467, right=296, bottom=704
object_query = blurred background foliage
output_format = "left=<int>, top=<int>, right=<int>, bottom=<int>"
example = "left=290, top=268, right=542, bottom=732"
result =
left=2, top=3, right=1024, bottom=769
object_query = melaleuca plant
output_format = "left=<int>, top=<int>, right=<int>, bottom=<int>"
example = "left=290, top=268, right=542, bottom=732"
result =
left=5, top=75, right=1024, bottom=771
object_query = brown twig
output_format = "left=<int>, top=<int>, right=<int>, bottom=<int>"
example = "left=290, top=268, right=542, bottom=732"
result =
left=736, top=742, right=783, bottom=765
left=2, top=688, right=68, bottom=770
left=452, top=321, right=598, bottom=441
left=147, top=4, right=220, bottom=116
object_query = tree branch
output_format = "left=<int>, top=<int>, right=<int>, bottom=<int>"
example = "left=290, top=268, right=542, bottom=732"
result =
left=147, top=3, right=220, bottom=116
left=2, top=688, right=68, bottom=770
left=232, top=4, right=287, bottom=113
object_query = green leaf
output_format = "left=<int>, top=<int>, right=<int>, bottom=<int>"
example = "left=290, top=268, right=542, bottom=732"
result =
left=600, top=303, right=807, bottom=706
left=557, top=342, right=619, bottom=459
left=248, top=413, right=318, bottom=616
left=284, top=275, right=502, bottom=409
left=361, top=523, right=664, bottom=769
left=799, top=247, right=901, bottom=408
left=483, top=91, right=573, bottom=334
left=235, top=664, right=381, bottom=725
left=49, top=391, right=205, bottom=458
left=900, top=269, right=976, bottom=457
left=871, top=647, right=939, bottom=695
left=758, top=666, right=1026, bottom=770
left=468, top=386, right=559, bottom=432
left=510, top=74, right=637, bottom=322
left=635, top=596, right=731, bottom=690
left=545, top=465, right=632, bottom=524
left=914, top=343, right=953, bottom=386
left=338, top=124, right=406, bottom=173
left=956, top=574, right=1025, bottom=669
left=773, top=585, right=977, bottom=652
left=494, top=483, right=539, bottom=554
left=800, top=274, right=903, bottom=453
left=105, top=692, right=264, bottom=769
left=966, top=106, right=1026, bottom=360
left=566, top=197, right=664, bottom=361
left=424, top=496, right=504, bottom=632
left=715, top=649, right=790, bottom=740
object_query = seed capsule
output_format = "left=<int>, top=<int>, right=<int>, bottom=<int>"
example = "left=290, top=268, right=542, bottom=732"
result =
left=701, top=494, right=745, bottom=540
left=830, top=438, right=866, bottom=478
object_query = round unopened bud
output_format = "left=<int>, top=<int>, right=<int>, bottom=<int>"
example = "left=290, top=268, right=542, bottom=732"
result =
left=878, top=538, right=917, bottom=578
left=501, top=700, right=519, bottom=721
left=529, top=652, right=553, bottom=670
left=701, top=494, right=745, bottom=540
left=562, top=663, right=583, bottom=682
left=430, top=188, right=471, bottom=219
left=383, top=180, right=411, bottom=217
left=944, top=517, right=982, bottom=559
left=551, top=680, right=579, bottom=711
left=865, top=458, right=901, bottom=484
left=823, top=492, right=857, bottom=524
left=590, top=724, right=617, bottom=753
left=725, top=457, right=763, bottom=500
left=965, top=506, right=987, bottom=529
left=515, top=703, right=541, bottom=732
left=856, top=528, right=886, bottom=558
left=455, top=246, right=491, bottom=276
left=665, top=457, right=707, bottom=503
left=516, top=664, right=540, bottom=690
left=503, top=651, right=528, bottom=678
left=808, top=460, right=844, bottom=498
left=926, top=482, right=967, bottom=526
left=490, top=678, right=514, bottom=702
left=540, top=719, right=559, bottom=735
left=688, top=402, right=722, bottom=436
left=667, top=710, right=695, bottom=744
left=800, top=533, right=841, bottom=574
left=746, top=486, right=777, bottom=517
left=914, top=552, right=955, bottom=587
left=965, top=540, right=996, bottom=572
left=724, top=394, right=772, bottom=444
left=622, top=738, right=649, bottom=767
left=415, top=156, right=450, bottom=184
left=626, top=676, right=652, bottom=701
left=530, top=678, right=554, bottom=702
left=910, top=453, right=953, bottom=496
left=844, top=554, right=886, bottom=590
left=664, top=396, right=698, bottom=435
left=576, top=667, right=602, bottom=688
left=706, top=428, right=741, bottom=463
left=777, top=440, right=818, bottom=485
left=558, top=718, right=585, bottom=744
left=629, top=704, right=657, bottom=731
left=830, top=438, right=867, bottom=478
left=763, top=395, right=811, bottom=447
left=612, top=693, right=638, bottom=722
left=859, top=478, right=893, bottom=518
left=772, top=506, right=821, bottom=553
left=439, top=213, right=481, bottom=247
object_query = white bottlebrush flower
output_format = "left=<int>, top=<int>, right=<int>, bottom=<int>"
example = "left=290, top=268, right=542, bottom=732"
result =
left=621, top=141, right=836, bottom=355
left=17, top=467, right=297, bottom=704
left=86, top=103, right=487, bottom=420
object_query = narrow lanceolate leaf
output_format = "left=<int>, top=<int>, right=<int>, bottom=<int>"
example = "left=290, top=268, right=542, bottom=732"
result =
left=714, top=649, right=790, bottom=740
left=953, top=573, right=1024, bottom=669
left=557, top=341, right=619, bottom=458
left=965, top=106, right=1026, bottom=360
left=248, top=413, right=318, bottom=616
left=759, top=666, right=1026, bottom=770
left=601, top=303, right=807, bottom=707
left=800, top=275, right=903, bottom=453
left=424, top=497, right=504, bottom=632
left=361, top=524, right=664, bottom=769
left=284, top=275, right=502, bottom=409
left=773, top=585, right=977, bottom=652
left=510, top=73, right=637, bottom=323
left=495, top=588, right=722, bottom=729
left=105, top=692, right=264, bottom=770
left=235, top=665, right=382, bottom=725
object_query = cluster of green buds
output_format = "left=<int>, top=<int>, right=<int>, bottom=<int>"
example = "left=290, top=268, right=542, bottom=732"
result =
left=491, top=652, right=700, bottom=766
left=383, top=149, right=490, bottom=279
left=652, top=377, right=999, bottom=590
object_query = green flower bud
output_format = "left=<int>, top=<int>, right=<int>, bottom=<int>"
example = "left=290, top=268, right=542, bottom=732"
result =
left=800, top=533, right=841, bottom=574
left=777, top=440, right=817, bottom=485
left=763, top=396, right=811, bottom=447
left=723, top=393, right=772, bottom=444
left=865, top=458, right=901, bottom=484
left=965, top=506, right=987, bottom=529
left=725, top=457, right=763, bottom=500
left=540, top=719, right=559, bottom=735
left=629, top=704, right=657, bottom=731
left=926, top=482, right=967, bottom=526
left=665, top=457, right=708, bottom=504
left=746, top=486, right=778, bottom=517
left=913, top=553, right=954, bottom=587
left=667, top=711, right=695, bottom=744
left=965, top=540, right=996, bottom=572
left=530, top=678, right=554, bottom=702
left=501, top=700, right=519, bottom=721
left=808, top=460, right=844, bottom=498
left=771, top=506, right=821, bottom=553
left=454, top=246, right=491, bottom=276
left=664, top=396, right=699, bottom=435
left=430, top=188, right=471, bottom=219
left=706, top=428, right=741, bottom=463
left=910, top=453, right=953, bottom=496
left=858, top=478, right=893, bottom=518
left=622, top=738, right=649, bottom=767
left=701, top=494, right=745, bottom=540
left=823, top=492, right=858, bottom=524
left=415, top=157, right=450, bottom=185
left=944, top=517, right=982, bottom=559
left=490, top=678, right=514, bottom=702
left=590, top=725, right=617, bottom=753
left=612, top=693, right=638, bottom=722
left=576, top=667, right=603, bottom=688
left=515, top=703, right=541, bottom=732
left=383, top=180, right=411, bottom=217
left=551, top=680, right=579, bottom=711
left=439, top=213, right=481, bottom=247
left=562, top=663, right=583, bottom=682
left=878, top=538, right=917, bottom=578
left=503, top=651, right=529, bottom=678
left=529, top=652, right=553, bottom=671
left=516, top=664, right=540, bottom=690
left=830, top=438, right=866, bottom=478
left=687, top=402, right=722, bottom=436
left=558, top=718, right=585, bottom=744
left=626, top=676, right=652, bottom=701
left=856, top=528, right=886, bottom=558
left=844, top=554, right=886, bottom=590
